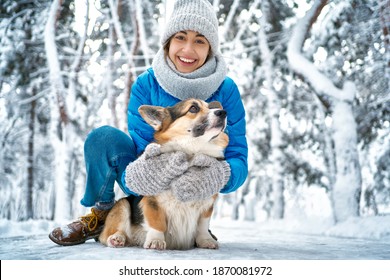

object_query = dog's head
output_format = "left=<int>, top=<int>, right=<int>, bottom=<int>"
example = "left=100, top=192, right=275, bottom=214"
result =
left=139, top=99, right=229, bottom=158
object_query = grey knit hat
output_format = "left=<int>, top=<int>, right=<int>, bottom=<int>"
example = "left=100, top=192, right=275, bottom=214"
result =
left=162, top=0, right=220, bottom=55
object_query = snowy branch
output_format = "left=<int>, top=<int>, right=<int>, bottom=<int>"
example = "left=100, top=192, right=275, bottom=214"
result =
left=221, top=0, right=240, bottom=39
left=108, top=0, right=132, bottom=60
left=17, top=89, right=49, bottom=106
left=134, top=0, right=151, bottom=66
left=287, top=0, right=355, bottom=102
left=70, top=0, right=89, bottom=74
left=231, top=0, right=261, bottom=46
left=3, top=9, right=30, bottom=37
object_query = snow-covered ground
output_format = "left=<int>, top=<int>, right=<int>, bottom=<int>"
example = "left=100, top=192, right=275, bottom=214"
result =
left=2, top=216, right=390, bottom=280
left=1, top=216, right=390, bottom=260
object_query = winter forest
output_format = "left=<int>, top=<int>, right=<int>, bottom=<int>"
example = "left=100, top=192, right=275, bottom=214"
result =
left=0, top=0, right=389, bottom=228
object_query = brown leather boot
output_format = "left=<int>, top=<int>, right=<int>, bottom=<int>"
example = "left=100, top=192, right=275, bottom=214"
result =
left=49, top=208, right=110, bottom=246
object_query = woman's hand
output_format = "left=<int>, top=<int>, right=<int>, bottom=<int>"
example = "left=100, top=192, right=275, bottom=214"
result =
left=170, top=154, right=231, bottom=202
left=125, top=143, right=189, bottom=196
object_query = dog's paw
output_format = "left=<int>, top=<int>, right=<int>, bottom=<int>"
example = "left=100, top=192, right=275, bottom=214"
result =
left=196, top=238, right=219, bottom=249
left=143, top=239, right=166, bottom=250
left=107, top=233, right=126, bottom=248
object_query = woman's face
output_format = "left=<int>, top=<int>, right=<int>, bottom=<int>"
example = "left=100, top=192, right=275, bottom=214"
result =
left=168, top=30, right=211, bottom=73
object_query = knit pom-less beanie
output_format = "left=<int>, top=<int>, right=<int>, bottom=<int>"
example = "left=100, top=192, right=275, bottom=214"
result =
left=162, top=0, right=220, bottom=55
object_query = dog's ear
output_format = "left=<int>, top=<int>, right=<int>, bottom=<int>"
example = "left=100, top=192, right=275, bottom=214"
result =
left=138, top=105, right=168, bottom=131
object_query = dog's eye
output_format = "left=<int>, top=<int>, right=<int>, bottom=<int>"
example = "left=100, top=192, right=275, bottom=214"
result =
left=188, top=105, right=199, bottom=114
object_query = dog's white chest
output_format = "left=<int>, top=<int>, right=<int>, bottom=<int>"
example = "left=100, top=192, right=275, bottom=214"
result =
left=152, top=191, right=214, bottom=250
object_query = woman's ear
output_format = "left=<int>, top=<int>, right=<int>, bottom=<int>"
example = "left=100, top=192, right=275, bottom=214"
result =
left=207, top=47, right=213, bottom=60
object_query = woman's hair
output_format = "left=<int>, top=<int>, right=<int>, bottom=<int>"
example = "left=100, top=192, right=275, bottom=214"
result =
left=163, top=37, right=172, bottom=57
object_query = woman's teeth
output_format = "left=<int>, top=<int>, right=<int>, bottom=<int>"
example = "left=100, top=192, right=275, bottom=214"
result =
left=179, top=57, right=195, bottom=63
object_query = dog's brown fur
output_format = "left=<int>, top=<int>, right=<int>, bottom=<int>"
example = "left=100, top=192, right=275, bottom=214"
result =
left=99, top=99, right=228, bottom=250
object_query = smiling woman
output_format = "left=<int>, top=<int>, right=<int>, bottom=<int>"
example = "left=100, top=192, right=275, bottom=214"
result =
left=48, top=0, right=248, bottom=248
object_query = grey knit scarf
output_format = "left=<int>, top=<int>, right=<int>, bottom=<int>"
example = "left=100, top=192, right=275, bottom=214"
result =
left=152, top=48, right=227, bottom=100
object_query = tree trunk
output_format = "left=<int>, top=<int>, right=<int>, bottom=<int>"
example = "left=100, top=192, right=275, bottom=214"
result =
left=287, top=0, right=362, bottom=223
left=45, top=0, right=72, bottom=220
left=108, top=0, right=140, bottom=132
left=26, top=88, right=36, bottom=220
left=379, top=0, right=390, bottom=70
left=244, top=178, right=257, bottom=221
left=331, top=94, right=362, bottom=222
left=259, top=0, right=285, bottom=219
left=107, top=23, right=119, bottom=128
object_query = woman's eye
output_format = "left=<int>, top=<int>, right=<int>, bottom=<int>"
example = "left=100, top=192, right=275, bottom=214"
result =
left=195, top=39, right=206, bottom=44
left=175, top=35, right=185, bottom=41
left=189, top=106, right=199, bottom=113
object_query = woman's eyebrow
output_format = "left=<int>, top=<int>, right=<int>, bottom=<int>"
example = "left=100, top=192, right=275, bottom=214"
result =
left=177, top=31, right=205, bottom=37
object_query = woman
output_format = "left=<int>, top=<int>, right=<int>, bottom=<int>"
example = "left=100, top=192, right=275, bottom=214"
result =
left=49, top=0, right=248, bottom=246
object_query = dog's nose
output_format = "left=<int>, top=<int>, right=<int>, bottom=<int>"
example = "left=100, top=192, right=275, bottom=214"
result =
left=214, top=109, right=227, bottom=118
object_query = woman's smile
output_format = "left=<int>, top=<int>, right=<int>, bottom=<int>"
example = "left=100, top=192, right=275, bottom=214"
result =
left=178, top=56, right=196, bottom=64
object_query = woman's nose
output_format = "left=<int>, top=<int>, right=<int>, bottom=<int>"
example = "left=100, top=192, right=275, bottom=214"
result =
left=182, top=42, right=195, bottom=53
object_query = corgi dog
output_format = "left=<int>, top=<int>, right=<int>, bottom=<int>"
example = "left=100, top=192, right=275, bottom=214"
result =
left=99, top=98, right=229, bottom=250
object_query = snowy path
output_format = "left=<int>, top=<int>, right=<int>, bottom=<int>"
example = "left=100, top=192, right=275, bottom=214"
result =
left=1, top=220, right=389, bottom=260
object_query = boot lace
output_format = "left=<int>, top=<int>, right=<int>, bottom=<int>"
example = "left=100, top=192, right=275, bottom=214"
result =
left=80, top=208, right=102, bottom=231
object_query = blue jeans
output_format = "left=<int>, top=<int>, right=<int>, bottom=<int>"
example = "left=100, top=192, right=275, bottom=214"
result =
left=80, top=126, right=138, bottom=208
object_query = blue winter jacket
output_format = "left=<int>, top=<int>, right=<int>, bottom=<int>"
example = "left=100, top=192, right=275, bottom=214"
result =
left=127, top=68, right=248, bottom=194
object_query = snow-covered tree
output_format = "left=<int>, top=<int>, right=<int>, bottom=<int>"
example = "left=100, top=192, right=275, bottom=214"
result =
left=0, top=0, right=53, bottom=220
